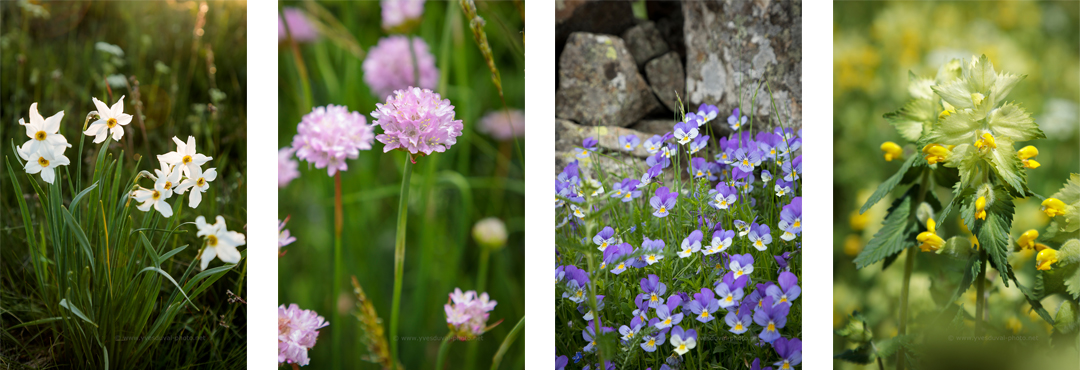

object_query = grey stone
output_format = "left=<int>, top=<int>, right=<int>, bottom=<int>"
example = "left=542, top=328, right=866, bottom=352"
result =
left=556, top=0, right=636, bottom=57
left=621, top=21, right=669, bottom=68
left=629, top=119, right=675, bottom=137
left=555, top=119, right=648, bottom=178
left=645, top=52, right=685, bottom=113
left=556, top=32, right=661, bottom=127
left=683, top=0, right=802, bottom=133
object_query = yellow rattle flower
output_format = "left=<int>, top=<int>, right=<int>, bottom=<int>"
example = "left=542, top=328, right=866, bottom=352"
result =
left=917, top=218, right=945, bottom=252
left=880, top=141, right=903, bottom=162
left=1041, top=198, right=1066, bottom=218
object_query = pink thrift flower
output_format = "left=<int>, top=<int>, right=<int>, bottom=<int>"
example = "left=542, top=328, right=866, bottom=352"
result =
left=279, top=218, right=296, bottom=249
left=371, top=87, right=463, bottom=156
left=278, top=304, right=329, bottom=366
left=478, top=109, right=525, bottom=141
left=362, top=36, right=439, bottom=99
left=278, top=7, right=318, bottom=43
left=291, top=105, right=375, bottom=176
left=443, top=288, right=497, bottom=338
left=278, top=147, right=299, bottom=187
left=381, top=0, right=425, bottom=31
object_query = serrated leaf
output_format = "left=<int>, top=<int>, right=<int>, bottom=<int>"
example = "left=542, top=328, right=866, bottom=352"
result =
left=860, top=154, right=920, bottom=214
left=926, top=109, right=981, bottom=146
left=988, top=141, right=1029, bottom=196
left=973, top=188, right=1016, bottom=286
left=908, top=72, right=935, bottom=100
left=943, top=254, right=980, bottom=309
left=1053, top=300, right=1079, bottom=334
left=987, top=103, right=1044, bottom=143
left=1045, top=175, right=1080, bottom=242
left=834, top=344, right=875, bottom=365
left=1016, top=280, right=1056, bottom=325
left=935, top=59, right=963, bottom=83
left=855, top=189, right=915, bottom=269
left=1065, top=267, right=1080, bottom=301
left=932, top=78, right=978, bottom=111
left=965, top=55, right=997, bottom=93
left=990, top=72, right=1025, bottom=105
left=885, top=98, right=936, bottom=142
left=941, top=144, right=981, bottom=191
left=876, top=335, right=913, bottom=359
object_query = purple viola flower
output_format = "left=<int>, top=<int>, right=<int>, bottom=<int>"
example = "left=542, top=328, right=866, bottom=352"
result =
left=734, top=216, right=757, bottom=237
left=556, top=355, right=569, bottom=370
left=720, top=269, right=751, bottom=290
left=616, top=178, right=643, bottom=202
left=767, top=271, right=801, bottom=307
left=761, top=169, right=773, bottom=184
left=666, top=294, right=685, bottom=313
left=650, top=186, right=678, bottom=218
left=775, top=252, right=792, bottom=271
left=714, top=281, right=744, bottom=309
left=754, top=297, right=789, bottom=343
left=749, top=223, right=773, bottom=251
left=779, top=197, right=802, bottom=241
left=578, top=295, right=605, bottom=321
left=729, top=253, right=755, bottom=279
left=640, top=330, right=667, bottom=352
left=735, top=168, right=756, bottom=194
left=619, top=134, right=641, bottom=152
left=646, top=151, right=671, bottom=169
left=639, top=274, right=668, bottom=309
left=632, top=297, right=651, bottom=323
left=772, top=336, right=802, bottom=370
left=715, top=136, right=737, bottom=164
left=697, top=104, right=720, bottom=125
left=705, top=161, right=721, bottom=181
left=643, top=135, right=664, bottom=154
left=669, top=326, right=698, bottom=356
left=733, top=147, right=761, bottom=172
left=756, top=131, right=782, bottom=159
left=582, top=325, right=614, bottom=353
left=782, top=155, right=802, bottom=182
left=640, top=164, right=664, bottom=187
left=673, top=121, right=699, bottom=145
left=602, top=244, right=634, bottom=275
left=592, top=226, right=617, bottom=251
left=642, top=237, right=666, bottom=265
left=686, top=287, right=720, bottom=323
left=619, top=316, right=645, bottom=342
left=677, top=229, right=703, bottom=258
left=705, top=228, right=735, bottom=255
left=688, top=135, right=709, bottom=155
left=774, top=179, right=793, bottom=197
left=582, top=137, right=599, bottom=151
left=751, top=282, right=773, bottom=309
left=654, top=304, right=683, bottom=330
left=554, top=265, right=566, bottom=284
left=725, top=309, right=752, bottom=334
left=727, top=108, right=747, bottom=130
left=561, top=265, right=590, bottom=303
left=689, top=157, right=710, bottom=179
left=751, top=358, right=774, bottom=370
left=711, top=183, right=738, bottom=210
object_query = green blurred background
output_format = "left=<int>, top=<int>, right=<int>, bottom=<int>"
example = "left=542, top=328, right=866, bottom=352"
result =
left=276, top=1, right=524, bottom=369
left=833, top=1, right=1079, bottom=368
left=0, top=1, right=248, bottom=368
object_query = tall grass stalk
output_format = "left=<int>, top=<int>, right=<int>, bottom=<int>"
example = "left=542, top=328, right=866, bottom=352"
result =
left=389, top=156, right=415, bottom=367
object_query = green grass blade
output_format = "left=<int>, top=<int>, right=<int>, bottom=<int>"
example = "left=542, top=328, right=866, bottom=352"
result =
left=158, top=245, right=189, bottom=264
left=5, top=317, right=63, bottom=331
left=69, top=181, right=100, bottom=209
left=138, top=267, right=196, bottom=309
left=59, top=299, right=98, bottom=327
left=61, top=206, right=96, bottom=273
left=138, top=232, right=161, bottom=268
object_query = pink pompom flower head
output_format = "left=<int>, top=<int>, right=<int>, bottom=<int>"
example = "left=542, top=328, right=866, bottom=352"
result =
left=381, top=0, right=425, bottom=32
left=478, top=109, right=525, bottom=141
left=371, top=87, right=463, bottom=161
left=363, top=36, right=439, bottom=99
left=278, top=304, right=329, bottom=367
left=291, top=105, right=375, bottom=176
left=443, top=288, right=500, bottom=339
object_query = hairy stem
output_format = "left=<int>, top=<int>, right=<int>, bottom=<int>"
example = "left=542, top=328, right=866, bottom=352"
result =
left=975, top=249, right=988, bottom=335
left=898, top=170, right=930, bottom=370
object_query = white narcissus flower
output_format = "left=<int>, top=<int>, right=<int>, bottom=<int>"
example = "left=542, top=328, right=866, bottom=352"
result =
left=23, top=145, right=70, bottom=184
left=19, top=102, right=70, bottom=158
left=132, top=175, right=175, bottom=218
left=195, top=215, right=245, bottom=270
left=158, top=136, right=212, bottom=178
left=84, top=95, right=133, bottom=143
left=175, top=166, right=217, bottom=208
left=153, top=160, right=183, bottom=193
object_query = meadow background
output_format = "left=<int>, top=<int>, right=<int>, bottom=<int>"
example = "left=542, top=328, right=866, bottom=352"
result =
left=833, top=1, right=1079, bottom=368
left=0, top=1, right=248, bottom=368
left=276, top=1, right=525, bottom=369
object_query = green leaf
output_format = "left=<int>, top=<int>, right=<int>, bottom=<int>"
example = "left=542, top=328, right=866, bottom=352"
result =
left=990, top=72, right=1025, bottom=105
left=987, top=103, right=1044, bottom=143
left=932, top=77, right=977, bottom=111
left=925, top=109, right=981, bottom=146
left=138, top=267, right=196, bottom=309
left=876, top=335, right=913, bottom=359
left=60, top=206, right=95, bottom=273
left=943, top=144, right=981, bottom=191
left=942, top=253, right=980, bottom=309
left=158, top=245, right=189, bottom=264
left=1053, top=300, right=1079, bottom=334
left=59, top=299, right=97, bottom=327
left=1044, top=175, right=1080, bottom=242
left=885, top=98, right=937, bottom=142
left=965, top=55, right=997, bottom=94
left=908, top=71, right=935, bottom=99
left=1016, top=280, right=1056, bottom=325
left=138, top=232, right=161, bottom=268
left=935, top=59, right=963, bottom=83
left=855, top=188, right=915, bottom=269
left=987, top=141, right=1029, bottom=196
left=69, top=181, right=99, bottom=210
left=973, top=188, right=1016, bottom=286
left=834, top=344, right=874, bottom=364
left=5, top=317, right=63, bottom=331
left=860, top=154, right=920, bottom=214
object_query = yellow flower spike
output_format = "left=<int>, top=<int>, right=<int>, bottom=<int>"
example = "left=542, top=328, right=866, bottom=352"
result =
left=1017, top=229, right=1039, bottom=250
left=916, top=217, right=945, bottom=252
left=1024, top=159, right=1041, bottom=169
left=938, top=109, right=953, bottom=120
left=975, top=196, right=987, bottom=220
left=1018, top=145, right=1039, bottom=160
left=880, top=141, right=903, bottom=162
left=1035, top=248, right=1058, bottom=271
left=971, top=92, right=985, bottom=107
left=974, top=133, right=997, bottom=151
left=922, top=143, right=950, bottom=165
left=1041, top=198, right=1066, bottom=218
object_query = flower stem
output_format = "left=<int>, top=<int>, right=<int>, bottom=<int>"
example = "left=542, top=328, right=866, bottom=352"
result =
left=435, top=332, right=455, bottom=370
left=897, top=169, right=930, bottom=370
left=332, top=171, right=343, bottom=366
left=389, top=156, right=414, bottom=368
left=489, top=316, right=524, bottom=370
left=975, top=249, right=988, bottom=335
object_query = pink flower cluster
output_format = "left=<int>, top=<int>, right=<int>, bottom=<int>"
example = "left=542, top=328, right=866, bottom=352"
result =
left=291, top=105, right=375, bottom=176
left=278, top=147, right=299, bottom=187
left=371, top=87, right=463, bottom=156
left=362, top=36, right=439, bottom=99
left=381, top=0, right=425, bottom=30
left=278, top=7, right=318, bottom=42
left=478, top=109, right=525, bottom=141
left=278, top=304, right=329, bottom=367
left=443, top=288, right=497, bottom=337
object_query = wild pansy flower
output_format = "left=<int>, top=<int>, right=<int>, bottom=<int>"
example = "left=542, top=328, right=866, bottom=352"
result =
left=572, top=352, right=583, bottom=364
left=734, top=219, right=752, bottom=237
left=444, top=288, right=498, bottom=338
left=751, top=358, right=773, bottom=370
left=576, top=137, right=599, bottom=158
left=748, top=223, right=772, bottom=251
left=756, top=132, right=781, bottom=159
left=477, top=109, right=525, bottom=140
left=278, top=148, right=299, bottom=187
left=779, top=197, right=802, bottom=241
left=754, top=297, right=789, bottom=343
left=643, top=135, right=664, bottom=154
left=750, top=282, right=772, bottom=309
left=775, top=252, right=793, bottom=272
left=705, top=228, right=734, bottom=255
left=593, top=226, right=617, bottom=251
left=650, top=186, right=678, bottom=218
left=278, top=303, right=329, bottom=366
left=619, top=316, right=644, bottom=342
left=686, top=288, right=719, bottom=323
left=733, top=168, right=756, bottom=194
left=588, top=178, right=605, bottom=197
left=646, top=151, right=671, bottom=169
left=711, top=184, right=738, bottom=210
left=725, top=310, right=752, bottom=334
left=677, top=230, right=703, bottom=258
left=21, top=144, right=70, bottom=184
left=556, top=355, right=569, bottom=370
left=133, top=173, right=176, bottom=218
left=639, top=274, right=667, bottom=309
left=640, top=331, right=666, bottom=352
left=689, top=157, right=710, bottom=179
left=733, top=147, right=761, bottom=172
left=602, top=243, right=633, bottom=274
left=380, top=0, right=424, bottom=31
left=18, top=102, right=70, bottom=158
left=363, top=36, right=438, bottom=98
left=616, top=178, right=642, bottom=202
left=84, top=95, right=132, bottom=143
left=1041, top=198, right=1066, bottom=218
left=660, top=142, right=677, bottom=159
left=688, top=135, right=709, bottom=155
left=775, top=179, right=793, bottom=197
left=372, top=87, right=463, bottom=157
left=1036, top=248, right=1058, bottom=271
left=619, top=134, right=641, bottom=151
left=640, top=164, right=663, bottom=186
left=569, top=204, right=586, bottom=219
left=766, top=271, right=801, bottom=307
left=916, top=217, right=945, bottom=252
left=582, top=325, right=614, bottom=353
left=761, top=169, right=773, bottom=184
left=714, top=281, right=744, bottom=309
left=720, top=269, right=751, bottom=291
left=578, top=295, right=604, bottom=321
left=632, top=297, right=650, bottom=322
left=1018, top=145, right=1040, bottom=169
left=772, top=336, right=802, bottom=370
left=654, top=304, right=683, bottom=330
left=696, top=104, right=719, bottom=125
left=729, top=253, right=755, bottom=278
left=175, top=165, right=217, bottom=208
left=782, top=155, right=802, bottom=182
left=726, top=108, right=747, bottom=130
left=194, top=215, right=245, bottom=270
left=669, top=326, right=697, bottom=356
left=159, top=136, right=213, bottom=179
left=673, top=121, right=699, bottom=145
left=642, top=237, right=666, bottom=265
left=561, top=265, right=590, bottom=303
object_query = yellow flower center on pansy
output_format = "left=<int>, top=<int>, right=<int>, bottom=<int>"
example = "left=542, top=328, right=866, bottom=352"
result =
left=880, top=141, right=902, bottom=162
left=742, top=159, right=749, bottom=166
left=35, top=131, right=47, bottom=141
left=697, top=171, right=703, bottom=177
left=767, top=323, right=776, bottom=332
left=650, top=294, right=658, bottom=302
left=664, top=318, right=672, bottom=325
left=678, top=344, right=687, bottom=351
left=182, top=155, right=193, bottom=164
left=735, top=271, right=743, bottom=278
left=648, top=256, right=656, bottom=262
left=1041, top=198, right=1066, bottom=218
left=701, top=311, right=709, bottom=318
left=1036, top=248, right=1058, bottom=271
left=574, top=209, right=584, bottom=217
left=793, top=220, right=801, bottom=228
left=735, top=323, right=743, bottom=331
left=207, top=234, right=218, bottom=247
left=575, top=291, right=584, bottom=298
left=1018, top=229, right=1038, bottom=250
left=106, top=118, right=118, bottom=128
left=647, top=339, right=655, bottom=346
left=600, top=242, right=608, bottom=249
left=782, top=361, right=791, bottom=370
left=725, top=295, right=733, bottom=303
left=756, top=240, right=763, bottom=247
left=37, top=157, right=49, bottom=167
left=659, top=206, right=666, bottom=213
left=627, top=332, right=634, bottom=338
left=616, top=263, right=625, bottom=270
left=975, top=196, right=987, bottom=220
left=625, top=144, right=632, bottom=150
left=581, top=150, right=588, bottom=156
left=780, top=296, right=788, bottom=303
